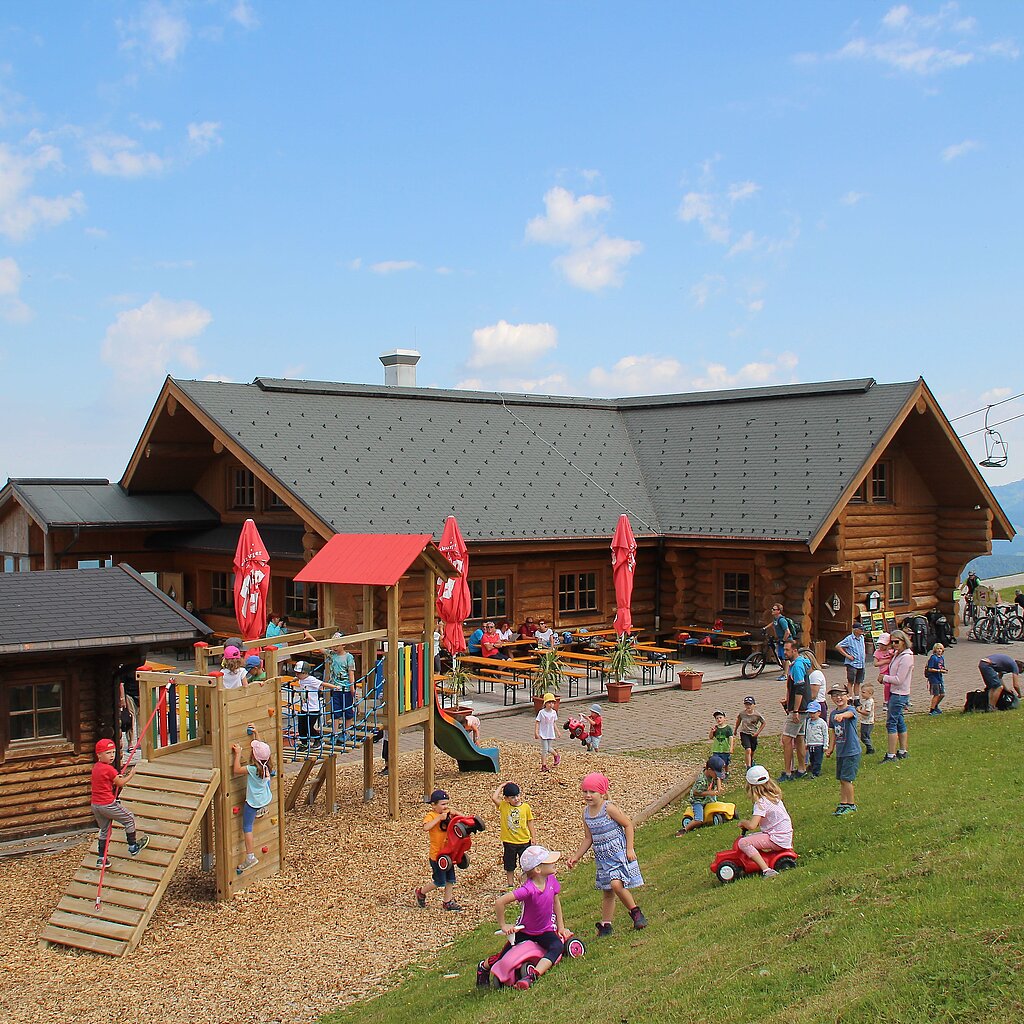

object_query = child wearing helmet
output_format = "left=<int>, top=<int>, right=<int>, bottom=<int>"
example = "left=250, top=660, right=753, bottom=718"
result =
left=735, top=766, right=793, bottom=879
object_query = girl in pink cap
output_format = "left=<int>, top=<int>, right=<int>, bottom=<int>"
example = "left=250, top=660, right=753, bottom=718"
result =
left=231, top=725, right=275, bottom=873
left=567, top=772, right=647, bottom=936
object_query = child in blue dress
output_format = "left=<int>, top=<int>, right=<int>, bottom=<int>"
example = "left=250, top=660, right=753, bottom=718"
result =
left=567, top=772, right=647, bottom=936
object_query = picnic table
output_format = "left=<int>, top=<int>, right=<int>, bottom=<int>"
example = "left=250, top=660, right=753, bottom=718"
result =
left=674, top=625, right=752, bottom=666
left=632, top=643, right=680, bottom=684
left=555, top=650, right=611, bottom=695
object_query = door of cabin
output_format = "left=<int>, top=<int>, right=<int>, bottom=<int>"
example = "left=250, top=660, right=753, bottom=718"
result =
left=813, top=571, right=854, bottom=660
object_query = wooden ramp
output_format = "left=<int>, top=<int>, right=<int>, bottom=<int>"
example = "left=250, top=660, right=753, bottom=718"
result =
left=41, top=756, right=220, bottom=957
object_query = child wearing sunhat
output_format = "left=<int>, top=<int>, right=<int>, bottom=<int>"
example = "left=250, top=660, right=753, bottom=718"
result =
left=583, top=704, right=603, bottom=752
left=91, top=738, right=149, bottom=867
left=494, top=845, right=570, bottom=989
left=534, top=693, right=560, bottom=771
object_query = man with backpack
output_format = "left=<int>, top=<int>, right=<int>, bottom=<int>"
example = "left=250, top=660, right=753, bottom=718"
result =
left=765, top=603, right=793, bottom=681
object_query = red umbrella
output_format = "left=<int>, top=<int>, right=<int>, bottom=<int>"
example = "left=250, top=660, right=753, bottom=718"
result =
left=435, top=515, right=470, bottom=654
left=611, top=513, right=637, bottom=638
left=233, top=519, right=270, bottom=641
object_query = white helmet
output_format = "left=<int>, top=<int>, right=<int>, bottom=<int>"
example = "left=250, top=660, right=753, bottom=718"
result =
left=746, top=765, right=770, bottom=786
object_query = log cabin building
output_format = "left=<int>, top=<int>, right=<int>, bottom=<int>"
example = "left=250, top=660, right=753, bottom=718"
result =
left=0, top=564, right=210, bottom=840
left=0, top=368, right=1014, bottom=669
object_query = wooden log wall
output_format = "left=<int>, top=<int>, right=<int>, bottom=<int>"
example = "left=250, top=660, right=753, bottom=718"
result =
left=937, top=506, right=993, bottom=622
left=0, top=654, right=119, bottom=840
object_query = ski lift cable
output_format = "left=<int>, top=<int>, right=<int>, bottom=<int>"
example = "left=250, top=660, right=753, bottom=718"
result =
left=957, top=410, right=1024, bottom=440
left=949, top=391, right=1024, bottom=422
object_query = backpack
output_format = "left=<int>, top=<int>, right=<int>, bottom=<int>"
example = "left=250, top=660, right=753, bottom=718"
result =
left=784, top=616, right=801, bottom=641
left=964, top=690, right=988, bottom=713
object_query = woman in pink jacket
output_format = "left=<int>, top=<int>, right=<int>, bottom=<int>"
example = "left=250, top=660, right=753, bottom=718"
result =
left=879, top=629, right=914, bottom=764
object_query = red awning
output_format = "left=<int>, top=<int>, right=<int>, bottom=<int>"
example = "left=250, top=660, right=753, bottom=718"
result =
left=294, top=534, right=442, bottom=587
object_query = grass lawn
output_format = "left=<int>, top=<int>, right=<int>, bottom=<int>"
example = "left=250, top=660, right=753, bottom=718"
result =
left=323, top=711, right=1024, bottom=1024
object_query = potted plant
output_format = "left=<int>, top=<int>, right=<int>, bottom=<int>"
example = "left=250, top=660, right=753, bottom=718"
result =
left=531, top=648, right=564, bottom=711
left=605, top=635, right=638, bottom=703
left=677, top=667, right=703, bottom=690
left=440, top=658, right=469, bottom=709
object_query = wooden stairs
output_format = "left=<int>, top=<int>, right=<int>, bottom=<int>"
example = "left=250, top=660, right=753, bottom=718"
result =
left=40, top=756, right=220, bottom=957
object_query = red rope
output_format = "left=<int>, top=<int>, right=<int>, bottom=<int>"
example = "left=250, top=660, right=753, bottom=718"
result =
left=95, top=682, right=172, bottom=909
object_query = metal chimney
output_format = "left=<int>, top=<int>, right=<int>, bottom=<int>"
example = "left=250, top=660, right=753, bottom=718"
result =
left=379, top=349, right=421, bottom=387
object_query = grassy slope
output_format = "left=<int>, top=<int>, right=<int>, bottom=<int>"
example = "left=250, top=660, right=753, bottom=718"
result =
left=323, top=712, right=1024, bottom=1024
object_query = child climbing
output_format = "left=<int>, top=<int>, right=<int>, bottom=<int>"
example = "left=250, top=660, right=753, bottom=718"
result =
left=567, top=772, right=647, bottom=936
left=534, top=694, right=560, bottom=771
left=91, top=738, right=149, bottom=867
left=494, top=846, right=570, bottom=990
left=491, top=782, right=537, bottom=888
left=415, top=789, right=463, bottom=912
left=735, top=765, right=793, bottom=879
left=231, top=726, right=274, bottom=873
left=675, top=762, right=723, bottom=835
left=583, top=704, right=602, bottom=752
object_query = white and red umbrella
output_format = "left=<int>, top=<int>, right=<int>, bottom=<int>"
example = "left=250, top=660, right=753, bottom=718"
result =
left=233, top=519, right=270, bottom=641
left=435, top=515, right=470, bottom=654
left=611, top=513, right=637, bottom=638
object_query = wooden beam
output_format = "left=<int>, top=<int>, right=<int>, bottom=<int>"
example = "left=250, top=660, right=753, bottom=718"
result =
left=386, top=583, right=400, bottom=820
left=362, top=585, right=375, bottom=805
left=423, top=567, right=436, bottom=800
left=144, top=442, right=212, bottom=459
left=284, top=760, right=315, bottom=811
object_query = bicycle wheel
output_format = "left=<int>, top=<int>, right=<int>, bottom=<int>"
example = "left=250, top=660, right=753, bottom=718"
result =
left=976, top=616, right=997, bottom=644
left=1006, top=616, right=1023, bottom=642
left=742, top=652, right=766, bottom=678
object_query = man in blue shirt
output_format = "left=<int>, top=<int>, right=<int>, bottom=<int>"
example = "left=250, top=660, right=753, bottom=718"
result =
left=467, top=626, right=484, bottom=656
left=780, top=639, right=811, bottom=782
left=978, top=653, right=1024, bottom=709
left=765, top=603, right=793, bottom=681
left=835, top=622, right=866, bottom=702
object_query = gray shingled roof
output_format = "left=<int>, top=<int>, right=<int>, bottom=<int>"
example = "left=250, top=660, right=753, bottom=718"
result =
left=172, top=376, right=919, bottom=544
left=1, top=479, right=217, bottom=529
left=0, top=564, right=211, bottom=654
left=146, top=524, right=304, bottom=558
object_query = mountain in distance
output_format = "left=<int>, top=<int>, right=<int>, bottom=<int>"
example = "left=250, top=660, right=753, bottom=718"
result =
left=968, top=477, right=1024, bottom=580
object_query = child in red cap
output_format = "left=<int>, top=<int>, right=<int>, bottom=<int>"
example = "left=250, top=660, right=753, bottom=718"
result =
left=91, top=738, right=149, bottom=867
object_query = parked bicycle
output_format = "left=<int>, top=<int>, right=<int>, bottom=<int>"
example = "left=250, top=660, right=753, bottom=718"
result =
left=741, top=627, right=785, bottom=678
left=970, top=604, right=1023, bottom=644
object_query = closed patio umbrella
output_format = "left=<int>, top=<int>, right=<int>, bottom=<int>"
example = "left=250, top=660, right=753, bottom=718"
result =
left=435, top=515, right=470, bottom=654
left=233, top=518, right=270, bottom=642
left=611, top=513, right=637, bottom=638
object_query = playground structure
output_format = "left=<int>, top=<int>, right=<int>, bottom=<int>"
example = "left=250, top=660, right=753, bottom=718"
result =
left=41, top=533, right=498, bottom=956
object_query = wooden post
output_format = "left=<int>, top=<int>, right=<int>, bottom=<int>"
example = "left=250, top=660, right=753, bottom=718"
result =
left=137, top=671, right=153, bottom=762
left=363, top=584, right=375, bottom=804
left=320, top=581, right=336, bottom=632
left=266, top=648, right=287, bottom=862
left=210, top=684, right=231, bottom=901
left=43, top=529, right=54, bottom=570
left=200, top=687, right=214, bottom=871
left=386, top=582, right=400, bottom=819
left=422, top=568, right=436, bottom=800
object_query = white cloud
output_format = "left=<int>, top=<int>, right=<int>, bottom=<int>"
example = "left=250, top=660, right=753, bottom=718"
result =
left=84, top=226, right=108, bottom=239
left=727, top=181, right=761, bottom=203
left=941, top=138, right=979, bottom=161
left=690, top=274, right=726, bottom=309
left=369, top=259, right=419, bottom=274
left=747, top=298, right=765, bottom=313
left=980, top=386, right=1012, bottom=404
left=100, top=294, right=211, bottom=385
left=727, top=230, right=757, bottom=258
left=87, top=134, right=165, bottom=178
left=0, top=255, right=31, bottom=323
left=229, top=1, right=260, bottom=30
left=678, top=174, right=763, bottom=249
left=435, top=266, right=453, bottom=275
left=818, top=3, right=1018, bottom=76
left=587, top=351, right=799, bottom=397
left=468, top=320, right=558, bottom=368
left=526, top=186, right=642, bottom=291
left=840, top=190, right=868, bottom=206
left=0, top=142, right=85, bottom=241
left=118, top=2, right=191, bottom=65
left=187, top=121, right=222, bottom=155
left=346, top=257, right=362, bottom=271
left=456, top=372, right=570, bottom=395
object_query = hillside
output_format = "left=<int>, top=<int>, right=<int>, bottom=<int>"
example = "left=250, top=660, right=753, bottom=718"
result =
left=969, top=477, right=1024, bottom=579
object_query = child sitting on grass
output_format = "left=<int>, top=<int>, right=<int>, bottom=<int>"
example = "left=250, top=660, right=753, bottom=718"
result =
left=491, top=781, right=537, bottom=888
left=230, top=729, right=274, bottom=873
left=675, top=762, right=723, bottom=835
left=494, top=846, right=570, bottom=990
left=415, top=789, right=463, bottom=912
left=736, top=765, right=793, bottom=879
left=567, top=772, right=647, bottom=936
left=708, top=710, right=733, bottom=777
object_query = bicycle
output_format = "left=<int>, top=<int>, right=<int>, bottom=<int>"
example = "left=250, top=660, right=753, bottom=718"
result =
left=970, top=604, right=1023, bottom=644
left=741, top=627, right=785, bottom=679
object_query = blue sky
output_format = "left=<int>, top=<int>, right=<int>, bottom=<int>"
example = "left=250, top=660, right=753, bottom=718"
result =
left=1, top=1, right=1022, bottom=483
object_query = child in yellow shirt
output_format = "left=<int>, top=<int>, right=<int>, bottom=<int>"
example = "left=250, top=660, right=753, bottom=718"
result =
left=491, top=781, right=537, bottom=888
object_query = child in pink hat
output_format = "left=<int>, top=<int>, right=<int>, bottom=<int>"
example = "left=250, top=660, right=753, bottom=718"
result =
left=231, top=725, right=275, bottom=873
left=567, top=773, right=647, bottom=936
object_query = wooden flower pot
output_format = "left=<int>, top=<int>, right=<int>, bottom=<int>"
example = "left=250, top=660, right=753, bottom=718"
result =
left=677, top=671, right=703, bottom=691
left=605, top=681, right=634, bottom=703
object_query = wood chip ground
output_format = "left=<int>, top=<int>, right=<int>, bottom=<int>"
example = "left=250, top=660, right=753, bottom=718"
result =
left=0, top=742, right=697, bottom=1024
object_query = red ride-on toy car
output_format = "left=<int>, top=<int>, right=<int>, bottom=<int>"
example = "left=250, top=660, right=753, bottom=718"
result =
left=562, top=716, right=590, bottom=745
left=436, top=814, right=486, bottom=871
left=709, top=831, right=798, bottom=883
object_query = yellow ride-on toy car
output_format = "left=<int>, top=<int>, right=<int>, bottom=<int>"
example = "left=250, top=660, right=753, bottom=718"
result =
left=680, top=801, right=736, bottom=829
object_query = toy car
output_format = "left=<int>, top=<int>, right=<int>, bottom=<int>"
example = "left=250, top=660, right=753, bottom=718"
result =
left=563, top=716, right=590, bottom=744
left=709, top=832, right=798, bottom=883
left=477, top=927, right=585, bottom=988
left=436, top=813, right=486, bottom=871
left=680, top=801, right=736, bottom=829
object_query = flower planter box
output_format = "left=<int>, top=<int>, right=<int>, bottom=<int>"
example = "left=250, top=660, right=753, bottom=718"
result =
left=678, top=671, right=703, bottom=691
left=605, top=681, right=633, bottom=703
